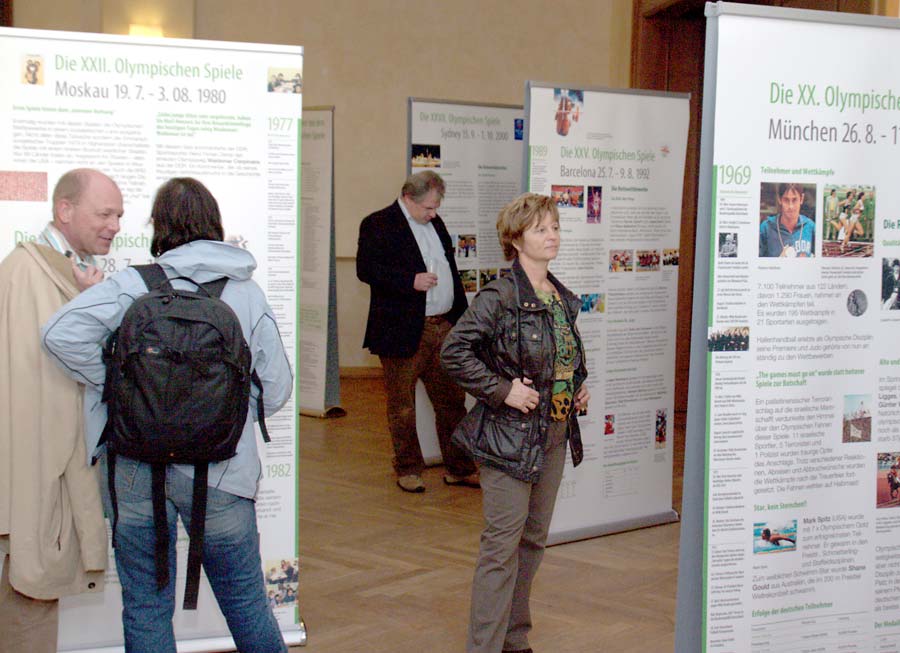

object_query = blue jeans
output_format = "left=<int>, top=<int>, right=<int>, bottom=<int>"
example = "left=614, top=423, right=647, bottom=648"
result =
left=100, top=454, right=286, bottom=653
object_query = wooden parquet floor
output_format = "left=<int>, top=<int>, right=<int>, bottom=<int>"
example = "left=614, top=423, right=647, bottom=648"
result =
left=294, top=378, right=684, bottom=653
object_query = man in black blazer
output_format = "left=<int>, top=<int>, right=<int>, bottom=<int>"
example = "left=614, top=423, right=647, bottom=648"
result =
left=357, top=171, right=478, bottom=493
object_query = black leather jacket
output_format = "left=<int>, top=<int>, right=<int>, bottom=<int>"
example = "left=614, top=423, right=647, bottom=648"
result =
left=441, top=259, right=587, bottom=482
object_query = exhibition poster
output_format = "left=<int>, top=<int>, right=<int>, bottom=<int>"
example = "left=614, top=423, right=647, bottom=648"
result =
left=696, top=5, right=900, bottom=652
left=0, top=26, right=303, bottom=651
left=525, top=82, right=688, bottom=543
left=408, top=98, right=524, bottom=463
left=299, top=106, right=342, bottom=418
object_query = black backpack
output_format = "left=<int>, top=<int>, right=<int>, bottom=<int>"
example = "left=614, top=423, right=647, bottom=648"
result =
left=101, top=263, right=269, bottom=610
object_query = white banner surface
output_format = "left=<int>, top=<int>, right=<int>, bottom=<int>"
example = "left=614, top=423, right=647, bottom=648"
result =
left=690, top=5, right=900, bottom=652
left=525, top=83, right=686, bottom=543
left=0, top=26, right=303, bottom=650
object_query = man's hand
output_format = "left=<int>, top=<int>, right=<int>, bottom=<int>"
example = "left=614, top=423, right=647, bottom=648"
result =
left=413, top=272, right=438, bottom=292
left=504, top=377, right=540, bottom=414
left=72, top=262, right=103, bottom=291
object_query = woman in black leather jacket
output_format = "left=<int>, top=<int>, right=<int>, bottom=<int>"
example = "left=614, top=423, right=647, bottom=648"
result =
left=441, top=193, right=589, bottom=653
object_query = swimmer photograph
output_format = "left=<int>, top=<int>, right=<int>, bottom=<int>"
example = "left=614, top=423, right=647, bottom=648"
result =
left=753, top=520, right=798, bottom=554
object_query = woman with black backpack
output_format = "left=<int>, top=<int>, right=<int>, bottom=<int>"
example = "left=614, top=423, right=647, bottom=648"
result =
left=42, top=178, right=293, bottom=653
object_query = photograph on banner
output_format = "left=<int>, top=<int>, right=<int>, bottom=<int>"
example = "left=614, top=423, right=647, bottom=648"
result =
left=460, top=269, right=478, bottom=293
left=411, top=143, right=441, bottom=168
left=264, top=558, right=300, bottom=609
left=881, top=257, right=900, bottom=309
left=21, top=54, right=44, bottom=85
left=586, top=185, right=602, bottom=223
left=846, top=288, right=868, bottom=316
left=266, top=67, right=302, bottom=93
left=609, top=249, right=632, bottom=272
left=822, top=184, right=875, bottom=257
left=655, top=408, right=667, bottom=449
left=706, top=326, right=750, bottom=352
left=0, top=170, right=46, bottom=201
left=842, top=393, right=872, bottom=443
left=579, top=292, right=605, bottom=314
left=635, top=249, right=660, bottom=271
left=604, top=413, right=615, bottom=435
left=757, top=181, right=816, bottom=258
left=553, top=88, right=583, bottom=137
left=718, top=232, right=738, bottom=258
left=455, top=233, right=478, bottom=260
left=876, top=452, right=900, bottom=508
left=551, top=183, right=584, bottom=208
left=478, top=268, right=498, bottom=288
left=753, top=520, right=797, bottom=553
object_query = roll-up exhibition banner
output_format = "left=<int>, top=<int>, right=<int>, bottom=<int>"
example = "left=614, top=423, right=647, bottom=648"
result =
left=678, top=3, right=900, bottom=652
left=407, top=98, right=523, bottom=464
left=0, top=26, right=304, bottom=651
left=524, top=81, right=687, bottom=544
left=299, top=106, right=344, bottom=419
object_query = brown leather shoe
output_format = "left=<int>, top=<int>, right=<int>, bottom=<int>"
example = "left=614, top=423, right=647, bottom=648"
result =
left=443, top=472, right=480, bottom=488
left=397, top=474, right=425, bottom=493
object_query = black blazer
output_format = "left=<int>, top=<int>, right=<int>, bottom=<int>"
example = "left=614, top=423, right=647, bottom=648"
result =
left=356, top=200, right=467, bottom=357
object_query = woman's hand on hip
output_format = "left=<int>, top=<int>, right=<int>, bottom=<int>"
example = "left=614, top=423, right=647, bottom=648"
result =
left=504, top=377, right=540, bottom=414
left=574, top=385, right=590, bottom=412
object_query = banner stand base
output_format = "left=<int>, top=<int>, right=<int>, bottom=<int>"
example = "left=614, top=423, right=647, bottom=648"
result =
left=298, top=406, right=346, bottom=419
left=287, top=618, right=308, bottom=647
left=546, top=509, right=680, bottom=546
left=60, top=619, right=308, bottom=653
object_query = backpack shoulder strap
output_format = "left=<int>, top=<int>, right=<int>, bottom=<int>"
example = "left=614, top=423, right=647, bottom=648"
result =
left=194, top=275, right=271, bottom=443
left=134, top=263, right=171, bottom=292
left=183, top=464, right=208, bottom=610
left=251, top=370, right=270, bottom=443
left=201, top=277, right=229, bottom=299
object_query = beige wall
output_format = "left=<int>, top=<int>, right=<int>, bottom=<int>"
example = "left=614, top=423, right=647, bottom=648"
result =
left=13, top=0, right=633, bottom=369
left=14, top=0, right=102, bottom=32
